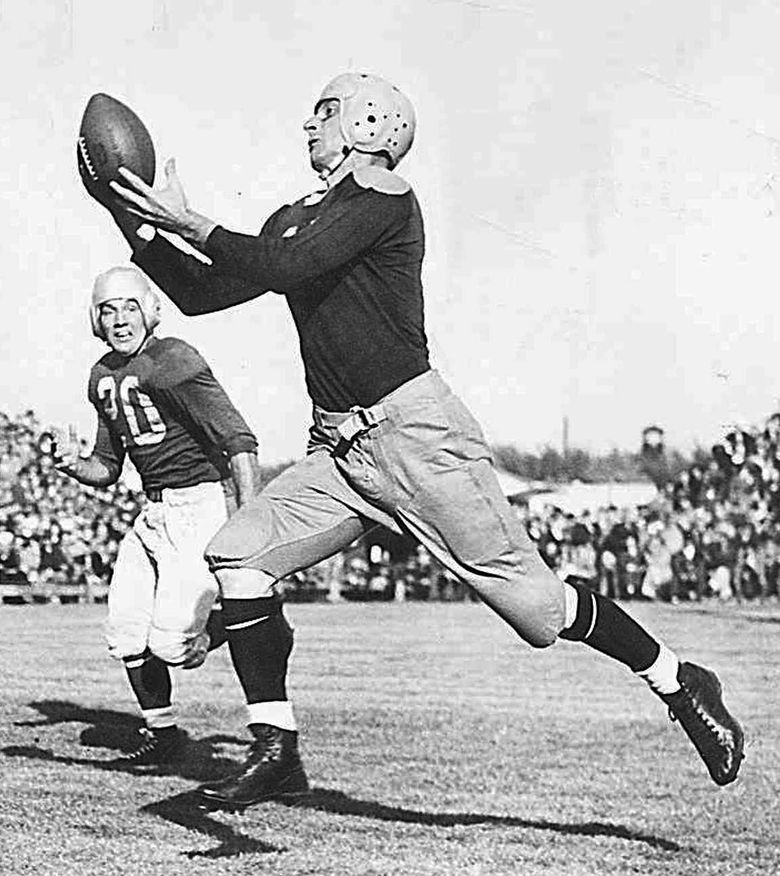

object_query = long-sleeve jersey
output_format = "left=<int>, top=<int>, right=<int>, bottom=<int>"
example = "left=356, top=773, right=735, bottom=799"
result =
left=133, top=167, right=431, bottom=412
left=88, top=336, right=257, bottom=491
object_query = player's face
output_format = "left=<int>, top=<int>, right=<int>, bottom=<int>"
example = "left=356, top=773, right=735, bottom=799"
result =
left=303, top=99, right=346, bottom=172
left=99, top=299, right=147, bottom=356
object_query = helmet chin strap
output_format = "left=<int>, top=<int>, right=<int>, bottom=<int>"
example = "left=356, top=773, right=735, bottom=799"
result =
left=318, top=144, right=353, bottom=184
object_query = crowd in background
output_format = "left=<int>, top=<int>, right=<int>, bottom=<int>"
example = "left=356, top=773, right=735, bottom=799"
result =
left=2, top=407, right=780, bottom=605
left=516, top=414, right=780, bottom=604
left=0, top=410, right=132, bottom=604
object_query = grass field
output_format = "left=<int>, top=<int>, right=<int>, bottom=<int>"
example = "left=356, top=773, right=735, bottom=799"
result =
left=0, top=599, right=777, bottom=876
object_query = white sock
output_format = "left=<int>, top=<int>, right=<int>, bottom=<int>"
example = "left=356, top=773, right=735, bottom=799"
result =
left=636, top=643, right=681, bottom=695
left=142, top=705, right=177, bottom=729
left=246, top=700, right=297, bottom=731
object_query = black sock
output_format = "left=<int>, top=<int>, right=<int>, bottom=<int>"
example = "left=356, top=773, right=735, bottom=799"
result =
left=559, top=581, right=660, bottom=672
left=221, top=596, right=294, bottom=702
left=205, top=607, right=228, bottom=652
left=124, top=650, right=172, bottom=712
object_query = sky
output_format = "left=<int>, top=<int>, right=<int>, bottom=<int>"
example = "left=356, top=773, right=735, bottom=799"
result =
left=3, top=0, right=780, bottom=463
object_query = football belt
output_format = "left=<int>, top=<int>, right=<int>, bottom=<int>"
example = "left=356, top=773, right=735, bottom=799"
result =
left=333, top=403, right=388, bottom=459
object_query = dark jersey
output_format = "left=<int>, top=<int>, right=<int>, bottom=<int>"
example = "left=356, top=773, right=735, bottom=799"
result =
left=133, top=168, right=430, bottom=411
left=88, top=336, right=257, bottom=491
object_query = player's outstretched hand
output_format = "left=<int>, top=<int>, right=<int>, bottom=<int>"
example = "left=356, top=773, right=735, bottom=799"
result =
left=44, top=426, right=82, bottom=472
left=109, top=158, right=216, bottom=246
left=110, top=157, right=188, bottom=233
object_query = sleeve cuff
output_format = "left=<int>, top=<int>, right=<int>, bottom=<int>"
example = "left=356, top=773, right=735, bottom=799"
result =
left=223, top=435, right=259, bottom=457
left=202, top=225, right=227, bottom=259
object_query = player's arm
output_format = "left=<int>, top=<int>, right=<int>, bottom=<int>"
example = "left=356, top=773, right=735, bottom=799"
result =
left=202, top=184, right=412, bottom=294
left=227, top=450, right=263, bottom=508
left=53, top=417, right=124, bottom=488
left=131, top=234, right=266, bottom=316
left=112, top=163, right=412, bottom=297
left=105, top=160, right=263, bottom=316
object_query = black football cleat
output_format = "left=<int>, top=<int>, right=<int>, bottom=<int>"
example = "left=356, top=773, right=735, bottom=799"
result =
left=661, top=662, right=744, bottom=786
left=109, top=726, right=186, bottom=773
left=196, top=723, right=309, bottom=810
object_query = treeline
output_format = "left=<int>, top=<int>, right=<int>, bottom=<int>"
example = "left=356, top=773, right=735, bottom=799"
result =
left=492, top=443, right=710, bottom=485
left=258, top=445, right=711, bottom=488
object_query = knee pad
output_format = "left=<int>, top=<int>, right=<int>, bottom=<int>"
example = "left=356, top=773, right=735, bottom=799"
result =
left=471, top=578, right=563, bottom=649
left=523, top=619, right=560, bottom=649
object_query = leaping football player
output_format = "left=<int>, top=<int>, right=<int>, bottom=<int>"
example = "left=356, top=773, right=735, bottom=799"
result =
left=54, top=265, right=260, bottom=771
left=107, top=71, right=744, bottom=806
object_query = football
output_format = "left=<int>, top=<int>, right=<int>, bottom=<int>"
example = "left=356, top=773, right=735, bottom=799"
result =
left=77, top=93, right=156, bottom=207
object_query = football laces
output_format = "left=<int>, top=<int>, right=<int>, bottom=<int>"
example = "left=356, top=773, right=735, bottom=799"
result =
left=77, top=136, right=99, bottom=181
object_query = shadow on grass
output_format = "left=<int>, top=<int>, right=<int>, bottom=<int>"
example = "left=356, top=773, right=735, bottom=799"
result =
left=141, top=792, right=287, bottom=859
left=2, top=743, right=682, bottom=856
left=9, top=699, right=246, bottom=782
left=135, top=785, right=684, bottom=859
left=1, top=742, right=285, bottom=860
left=15, top=699, right=140, bottom=731
left=277, top=787, right=683, bottom=852
left=6, top=701, right=682, bottom=856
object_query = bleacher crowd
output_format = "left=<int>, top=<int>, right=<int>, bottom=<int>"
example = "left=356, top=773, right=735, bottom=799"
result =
left=2, top=407, right=780, bottom=605
left=517, top=414, right=780, bottom=604
left=0, top=410, right=132, bottom=604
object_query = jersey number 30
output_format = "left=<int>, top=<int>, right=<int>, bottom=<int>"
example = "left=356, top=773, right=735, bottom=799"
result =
left=97, top=375, right=166, bottom=446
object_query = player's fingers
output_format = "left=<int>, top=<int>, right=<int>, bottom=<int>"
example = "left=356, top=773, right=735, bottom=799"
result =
left=121, top=205, right=150, bottom=222
left=117, top=165, right=154, bottom=194
left=164, top=158, right=187, bottom=200
left=109, top=180, right=152, bottom=211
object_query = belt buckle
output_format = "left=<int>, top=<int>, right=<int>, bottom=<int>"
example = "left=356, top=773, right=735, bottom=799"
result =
left=336, top=409, right=360, bottom=443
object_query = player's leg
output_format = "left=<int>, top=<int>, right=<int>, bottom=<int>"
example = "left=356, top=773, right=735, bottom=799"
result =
left=204, top=602, right=228, bottom=652
left=558, top=579, right=743, bottom=784
left=346, top=370, right=744, bottom=785
left=196, top=448, right=389, bottom=808
left=104, top=514, right=181, bottom=770
left=146, top=482, right=225, bottom=670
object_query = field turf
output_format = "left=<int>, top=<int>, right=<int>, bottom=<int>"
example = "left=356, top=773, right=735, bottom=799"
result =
left=0, top=600, right=777, bottom=875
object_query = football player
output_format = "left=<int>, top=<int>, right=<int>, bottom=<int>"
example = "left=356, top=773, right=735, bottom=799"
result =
left=107, top=72, right=744, bottom=805
left=54, top=265, right=260, bottom=771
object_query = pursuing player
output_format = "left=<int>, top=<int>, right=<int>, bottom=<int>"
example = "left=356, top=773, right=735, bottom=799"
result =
left=55, top=265, right=260, bottom=771
left=107, top=72, right=744, bottom=805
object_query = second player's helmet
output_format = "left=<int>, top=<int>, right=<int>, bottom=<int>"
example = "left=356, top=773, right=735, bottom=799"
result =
left=316, top=72, right=416, bottom=168
left=90, top=266, right=161, bottom=341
